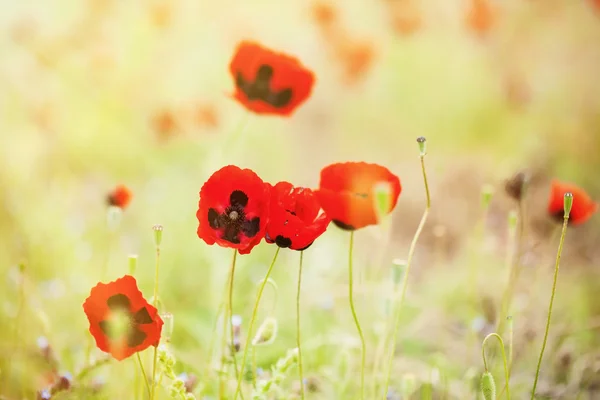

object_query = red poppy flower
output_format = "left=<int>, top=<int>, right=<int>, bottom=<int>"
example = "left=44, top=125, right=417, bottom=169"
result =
left=82, top=275, right=163, bottom=361
left=196, top=165, right=270, bottom=254
left=107, top=184, right=133, bottom=209
left=228, top=41, right=315, bottom=117
left=547, top=179, right=598, bottom=225
left=265, top=181, right=331, bottom=251
left=315, top=162, right=401, bottom=230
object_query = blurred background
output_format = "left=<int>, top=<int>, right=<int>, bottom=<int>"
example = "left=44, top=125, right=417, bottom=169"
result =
left=1, top=0, right=600, bottom=398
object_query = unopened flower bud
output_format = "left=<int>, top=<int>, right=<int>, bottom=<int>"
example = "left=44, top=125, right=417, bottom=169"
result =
left=480, top=371, right=496, bottom=400
left=564, top=192, right=573, bottom=218
left=152, top=224, right=163, bottom=248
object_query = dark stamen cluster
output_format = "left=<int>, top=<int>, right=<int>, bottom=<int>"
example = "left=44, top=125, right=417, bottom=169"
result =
left=208, top=190, right=260, bottom=244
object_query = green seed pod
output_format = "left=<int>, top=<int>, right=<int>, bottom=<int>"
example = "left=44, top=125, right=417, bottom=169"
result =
left=152, top=224, right=164, bottom=248
left=563, top=192, right=573, bottom=217
left=480, top=371, right=496, bottom=400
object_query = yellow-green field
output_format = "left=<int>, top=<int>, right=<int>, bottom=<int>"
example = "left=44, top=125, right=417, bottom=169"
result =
left=2, top=0, right=600, bottom=399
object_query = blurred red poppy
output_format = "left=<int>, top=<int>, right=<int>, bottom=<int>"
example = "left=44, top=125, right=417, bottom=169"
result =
left=465, top=0, right=495, bottom=36
left=83, top=275, right=163, bottom=361
left=547, top=180, right=598, bottom=225
left=196, top=165, right=270, bottom=254
left=229, top=41, right=315, bottom=117
left=107, top=185, right=133, bottom=209
left=265, top=181, right=331, bottom=251
left=316, top=162, right=401, bottom=230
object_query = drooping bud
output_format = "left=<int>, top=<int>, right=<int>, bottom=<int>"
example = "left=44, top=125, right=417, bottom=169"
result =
left=252, top=317, right=278, bottom=346
left=480, top=371, right=496, bottom=400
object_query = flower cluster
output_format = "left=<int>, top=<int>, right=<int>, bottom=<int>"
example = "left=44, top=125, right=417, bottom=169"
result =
left=196, top=162, right=402, bottom=255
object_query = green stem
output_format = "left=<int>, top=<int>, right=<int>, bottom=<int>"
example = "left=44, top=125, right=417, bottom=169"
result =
left=530, top=214, right=569, bottom=399
left=481, top=333, right=511, bottom=400
left=297, top=250, right=305, bottom=400
left=228, top=250, right=242, bottom=393
left=382, top=154, right=431, bottom=398
left=234, top=247, right=280, bottom=399
left=137, top=353, right=152, bottom=399
left=497, top=200, right=525, bottom=337
left=150, top=246, right=161, bottom=400
left=347, top=230, right=366, bottom=399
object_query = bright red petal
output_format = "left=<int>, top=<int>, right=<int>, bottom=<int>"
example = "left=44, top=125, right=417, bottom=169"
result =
left=317, top=162, right=401, bottom=230
left=197, top=165, right=270, bottom=253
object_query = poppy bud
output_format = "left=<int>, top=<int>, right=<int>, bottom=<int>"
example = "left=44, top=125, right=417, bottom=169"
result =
left=161, top=312, right=174, bottom=342
left=252, top=317, right=278, bottom=346
left=504, top=171, right=528, bottom=201
left=374, top=181, right=393, bottom=223
left=152, top=224, right=164, bottom=248
left=391, top=259, right=407, bottom=286
left=481, top=185, right=494, bottom=209
left=416, top=136, right=427, bottom=156
left=128, top=254, right=138, bottom=276
left=480, top=371, right=496, bottom=400
left=564, top=193, right=573, bottom=218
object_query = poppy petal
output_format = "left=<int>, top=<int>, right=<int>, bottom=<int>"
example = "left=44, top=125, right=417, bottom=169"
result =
left=83, top=275, right=164, bottom=361
left=265, top=181, right=331, bottom=251
left=197, top=165, right=270, bottom=254
left=317, top=162, right=401, bottom=230
left=229, top=41, right=315, bottom=117
left=547, top=179, right=597, bottom=225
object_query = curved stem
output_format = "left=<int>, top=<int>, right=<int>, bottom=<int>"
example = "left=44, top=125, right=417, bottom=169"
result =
left=382, top=154, right=430, bottom=398
left=481, top=333, right=511, bottom=400
left=347, top=231, right=366, bottom=399
left=150, top=246, right=161, bottom=400
left=530, top=214, right=569, bottom=399
left=234, top=247, right=280, bottom=399
left=297, top=250, right=305, bottom=400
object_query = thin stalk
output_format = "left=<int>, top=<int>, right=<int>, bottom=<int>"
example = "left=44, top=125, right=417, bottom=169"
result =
left=150, top=246, right=161, bottom=400
left=382, top=153, right=431, bottom=398
left=497, top=200, right=525, bottom=336
left=297, top=250, right=306, bottom=400
left=12, top=264, right=25, bottom=399
left=137, top=352, right=152, bottom=399
left=234, top=247, right=280, bottom=399
left=530, top=213, right=570, bottom=399
left=228, top=250, right=242, bottom=393
left=348, top=231, right=366, bottom=399
left=481, top=333, right=511, bottom=400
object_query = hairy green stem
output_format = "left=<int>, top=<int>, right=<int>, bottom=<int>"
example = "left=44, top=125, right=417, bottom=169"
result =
left=297, top=250, right=305, bottom=400
left=136, top=353, right=152, bottom=399
left=530, top=213, right=569, bottom=399
left=482, top=333, right=511, bottom=400
left=382, top=153, right=430, bottom=398
left=150, top=246, right=161, bottom=400
left=347, top=231, right=366, bottom=399
left=234, top=247, right=280, bottom=399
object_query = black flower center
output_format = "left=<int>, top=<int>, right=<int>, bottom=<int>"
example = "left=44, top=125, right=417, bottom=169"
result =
left=208, top=190, right=260, bottom=244
left=99, top=294, right=154, bottom=348
left=235, top=64, right=293, bottom=108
